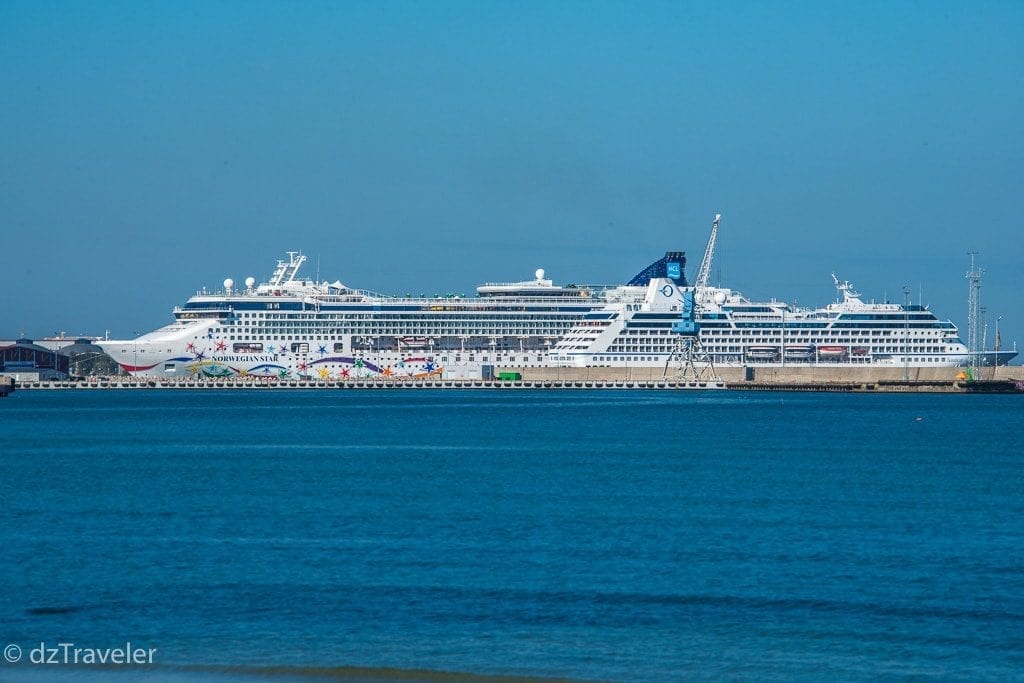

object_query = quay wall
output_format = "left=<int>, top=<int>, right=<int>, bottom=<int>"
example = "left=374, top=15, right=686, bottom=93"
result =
left=8, top=366, right=1022, bottom=393
left=507, top=365, right=1021, bottom=383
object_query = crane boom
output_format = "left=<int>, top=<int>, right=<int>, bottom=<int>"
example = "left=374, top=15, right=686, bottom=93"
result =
left=694, top=213, right=721, bottom=291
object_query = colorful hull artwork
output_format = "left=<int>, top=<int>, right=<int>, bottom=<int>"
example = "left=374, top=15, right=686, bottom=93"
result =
left=185, top=355, right=442, bottom=380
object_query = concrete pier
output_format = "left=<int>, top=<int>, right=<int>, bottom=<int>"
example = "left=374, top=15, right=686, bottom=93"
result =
left=507, top=365, right=1021, bottom=384
left=9, top=366, right=1024, bottom=393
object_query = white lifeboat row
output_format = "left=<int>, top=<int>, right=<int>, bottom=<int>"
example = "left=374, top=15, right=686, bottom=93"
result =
left=744, top=345, right=871, bottom=360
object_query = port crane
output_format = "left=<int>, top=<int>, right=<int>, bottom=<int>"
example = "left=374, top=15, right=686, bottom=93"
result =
left=693, top=213, right=721, bottom=296
left=665, top=213, right=722, bottom=383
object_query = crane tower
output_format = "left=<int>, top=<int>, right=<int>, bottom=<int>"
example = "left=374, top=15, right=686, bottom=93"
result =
left=665, top=214, right=723, bottom=383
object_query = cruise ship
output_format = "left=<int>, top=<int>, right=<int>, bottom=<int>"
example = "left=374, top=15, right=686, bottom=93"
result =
left=99, top=251, right=683, bottom=379
left=550, top=274, right=998, bottom=369
left=551, top=216, right=1013, bottom=370
left=99, top=221, right=1014, bottom=378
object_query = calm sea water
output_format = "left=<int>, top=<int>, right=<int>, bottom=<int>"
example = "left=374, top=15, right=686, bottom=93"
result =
left=1, top=390, right=1022, bottom=681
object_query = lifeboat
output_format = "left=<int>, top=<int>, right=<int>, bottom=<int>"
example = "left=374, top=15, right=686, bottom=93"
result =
left=783, top=344, right=814, bottom=360
left=746, top=345, right=780, bottom=360
left=817, top=345, right=848, bottom=359
left=399, top=336, right=430, bottom=349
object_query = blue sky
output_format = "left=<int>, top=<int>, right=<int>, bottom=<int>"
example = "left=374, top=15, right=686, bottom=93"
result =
left=2, top=1, right=1022, bottom=349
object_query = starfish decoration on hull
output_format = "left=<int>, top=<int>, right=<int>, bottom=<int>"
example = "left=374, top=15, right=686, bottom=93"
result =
left=215, top=340, right=227, bottom=351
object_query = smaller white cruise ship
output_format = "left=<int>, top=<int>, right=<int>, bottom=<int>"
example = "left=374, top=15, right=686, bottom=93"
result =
left=551, top=214, right=1011, bottom=369
left=550, top=274, right=978, bottom=369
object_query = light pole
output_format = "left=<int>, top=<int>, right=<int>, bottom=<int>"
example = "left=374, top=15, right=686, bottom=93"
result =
left=902, top=287, right=910, bottom=382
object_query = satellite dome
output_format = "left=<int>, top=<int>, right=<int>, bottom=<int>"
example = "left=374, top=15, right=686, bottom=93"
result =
left=245, top=276, right=256, bottom=288
left=714, top=291, right=727, bottom=305
left=224, top=278, right=234, bottom=290
left=535, top=268, right=545, bottom=280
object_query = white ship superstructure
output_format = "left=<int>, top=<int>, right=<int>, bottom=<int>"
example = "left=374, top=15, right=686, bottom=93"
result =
left=99, top=251, right=658, bottom=379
